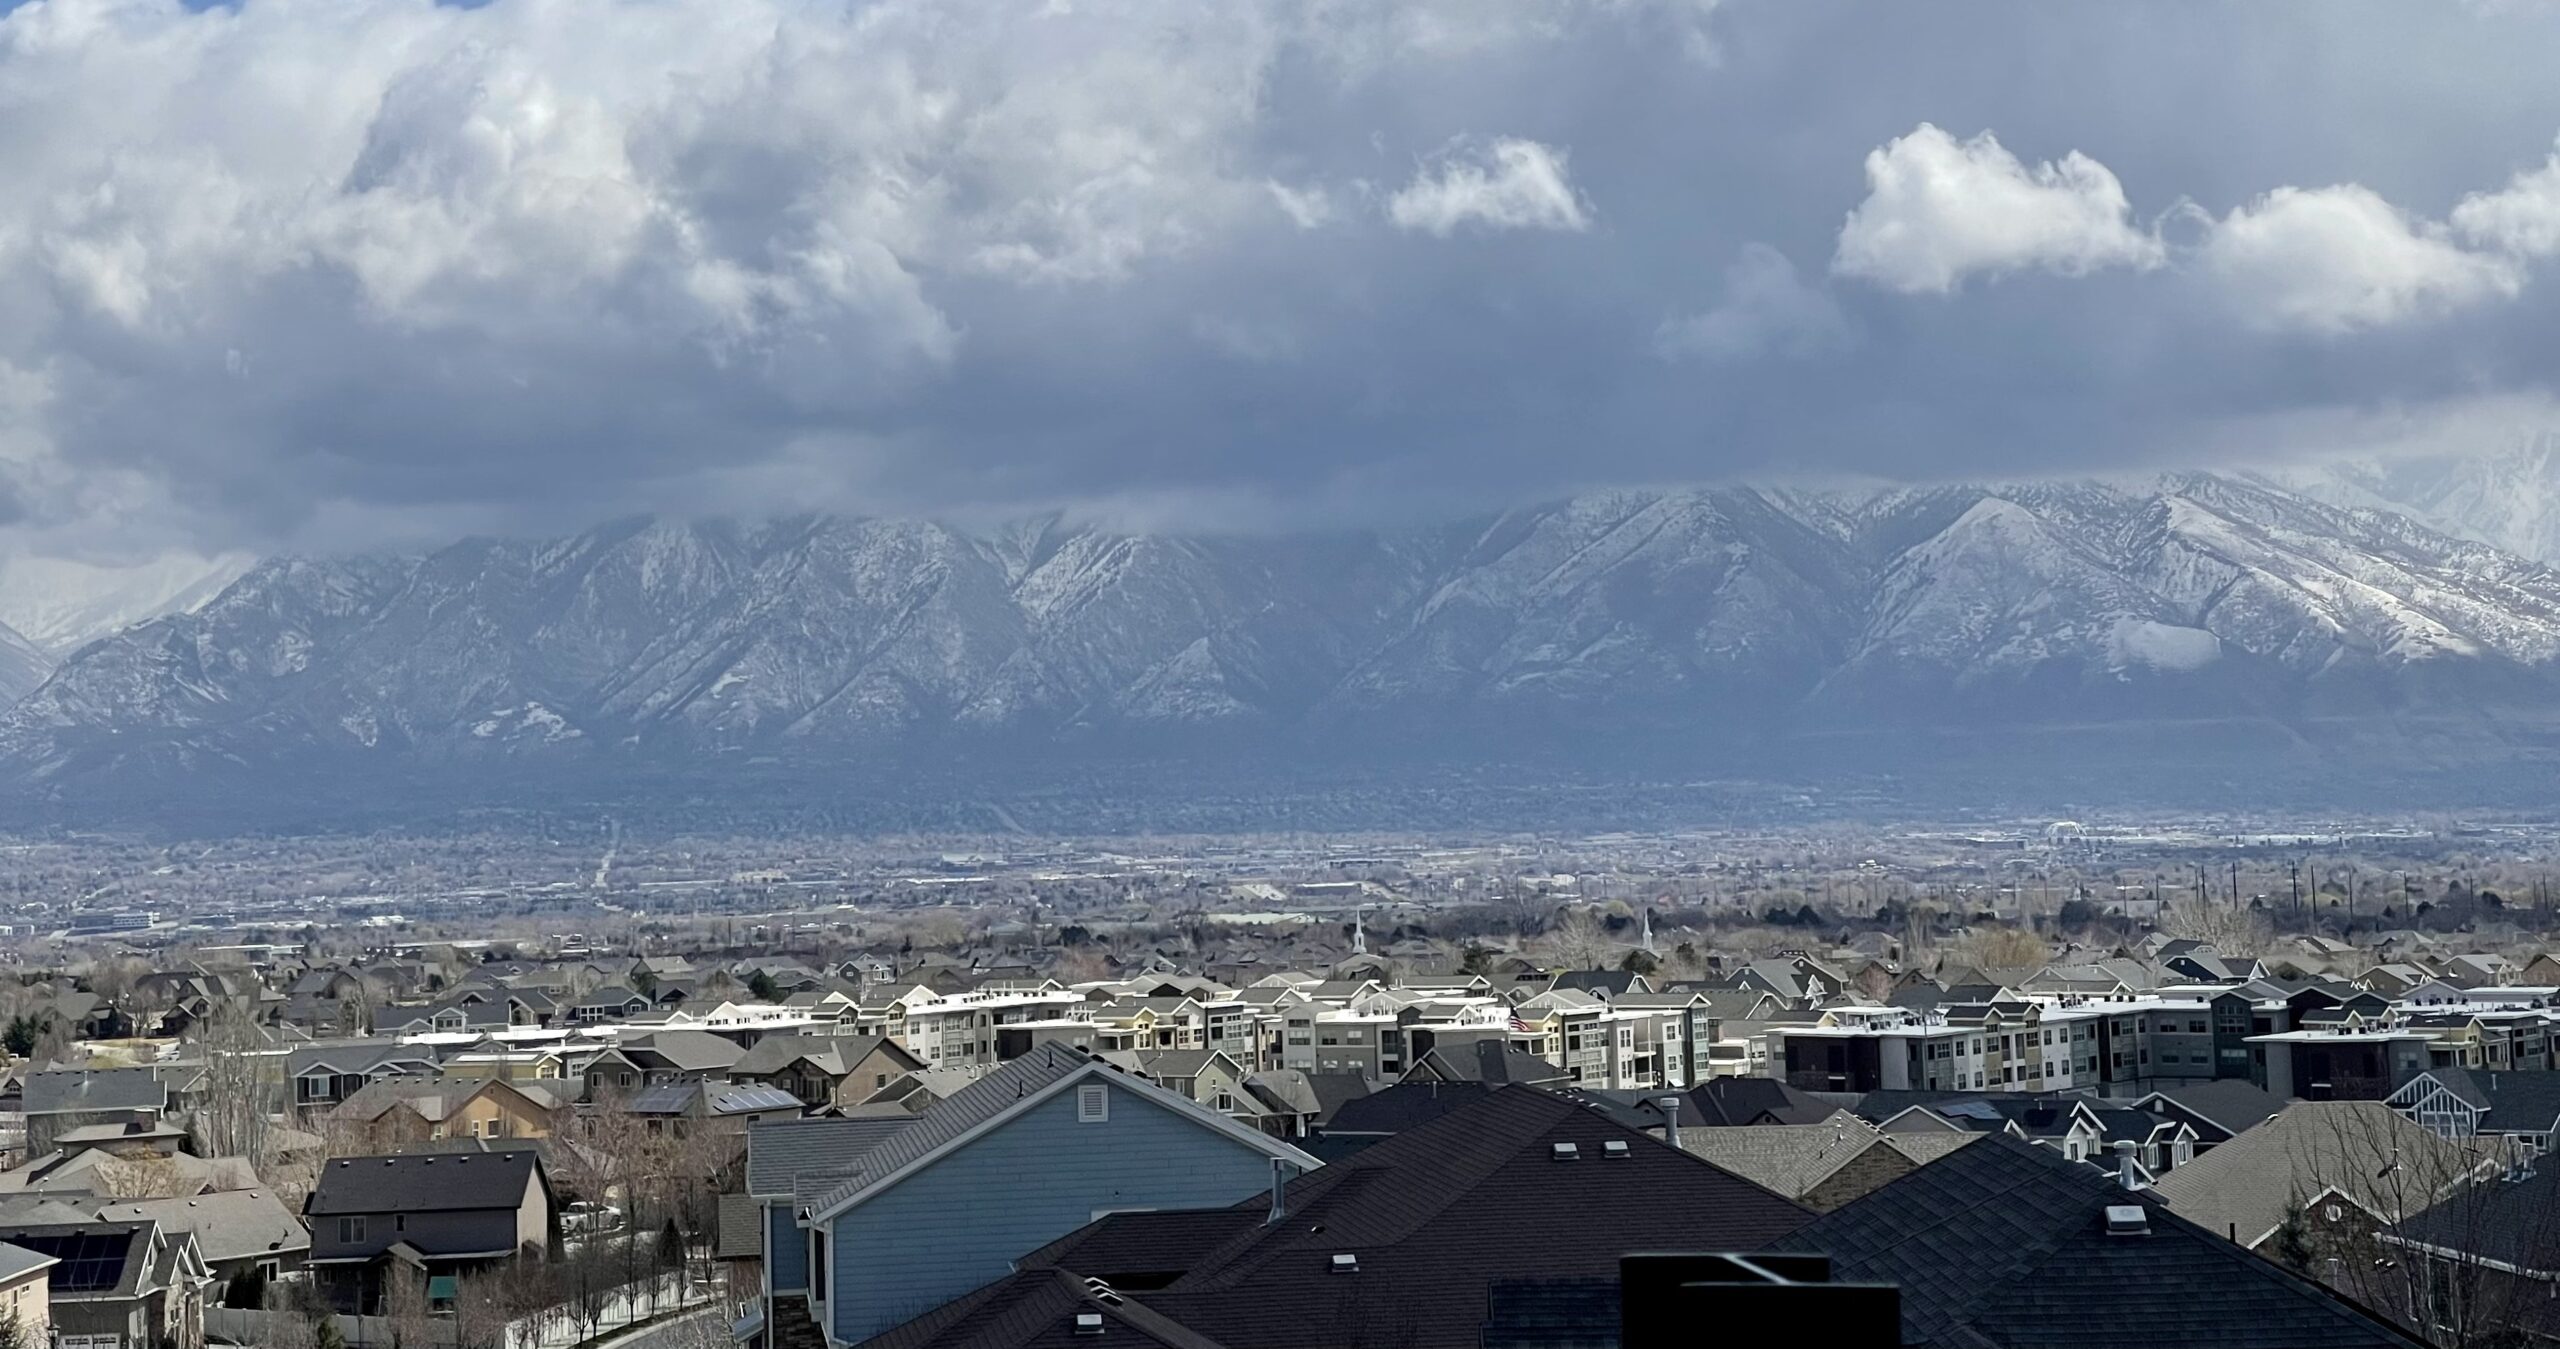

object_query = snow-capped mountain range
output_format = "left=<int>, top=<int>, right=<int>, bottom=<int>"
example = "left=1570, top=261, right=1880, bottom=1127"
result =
left=11, top=470, right=2560, bottom=817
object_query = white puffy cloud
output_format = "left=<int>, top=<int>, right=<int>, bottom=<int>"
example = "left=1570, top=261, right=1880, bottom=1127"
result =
left=1386, top=138, right=1593, bottom=236
left=1655, top=244, right=1847, bottom=362
left=2452, top=146, right=2560, bottom=258
left=2199, top=185, right=2523, bottom=333
left=1832, top=124, right=2164, bottom=293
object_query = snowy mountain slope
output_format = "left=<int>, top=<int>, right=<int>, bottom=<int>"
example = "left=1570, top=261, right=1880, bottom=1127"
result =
left=0, top=623, right=49, bottom=707
left=0, top=551, right=257, bottom=655
left=12, top=475, right=2560, bottom=802
left=2269, top=433, right=2560, bottom=566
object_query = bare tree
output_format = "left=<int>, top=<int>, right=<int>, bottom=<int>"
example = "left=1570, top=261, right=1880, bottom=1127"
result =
left=2155, top=896, right=2272, bottom=957
left=1538, top=908, right=1616, bottom=971
left=187, top=1003, right=283, bottom=1172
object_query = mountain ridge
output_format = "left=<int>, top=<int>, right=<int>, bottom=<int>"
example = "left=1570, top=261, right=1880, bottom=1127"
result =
left=12, top=473, right=2560, bottom=820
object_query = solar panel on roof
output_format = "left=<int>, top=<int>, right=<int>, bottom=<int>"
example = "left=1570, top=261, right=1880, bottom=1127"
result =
left=12, top=1230, right=131, bottom=1292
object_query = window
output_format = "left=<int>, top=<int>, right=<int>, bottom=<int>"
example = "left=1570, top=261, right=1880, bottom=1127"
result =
left=811, top=1230, right=828, bottom=1304
left=1078, top=1084, right=1109, bottom=1123
left=395, top=1215, right=407, bottom=1233
left=339, top=1217, right=365, bottom=1244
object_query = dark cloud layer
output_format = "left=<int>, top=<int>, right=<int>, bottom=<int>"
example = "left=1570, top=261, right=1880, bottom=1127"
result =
left=7, top=0, right=2560, bottom=558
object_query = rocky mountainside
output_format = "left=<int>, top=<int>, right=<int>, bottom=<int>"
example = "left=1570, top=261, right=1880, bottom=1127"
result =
left=10, top=474, right=2560, bottom=813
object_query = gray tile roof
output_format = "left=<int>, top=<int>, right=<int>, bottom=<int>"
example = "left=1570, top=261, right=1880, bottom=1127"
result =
left=95, top=1189, right=309, bottom=1264
left=0, top=1240, right=54, bottom=1284
left=2151, top=1102, right=2490, bottom=1247
left=22, top=1068, right=167, bottom=1116
left=744, top=1117, right=916, bottom=1198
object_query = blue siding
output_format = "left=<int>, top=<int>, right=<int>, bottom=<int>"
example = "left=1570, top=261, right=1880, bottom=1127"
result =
left=767, top=1204, right=807, bottom=1292
left=826, top=1079, right=1280, bottom=1340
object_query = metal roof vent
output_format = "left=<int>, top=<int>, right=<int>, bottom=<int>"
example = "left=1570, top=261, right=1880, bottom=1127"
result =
left=2104, top=1204, right=2149, bottom=1238
left=1602, top=1140, right=1631, bottom=1159
left=1330, top=1253, right=1359, bottom=1274
left=1551, top=1142, right=1580, bottom=1162
left=1073, top=1312, right=1105, bottom=1336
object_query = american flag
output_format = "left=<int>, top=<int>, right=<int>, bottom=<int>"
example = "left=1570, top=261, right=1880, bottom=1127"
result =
left=1508, top=1011, right=1536, bottom=1034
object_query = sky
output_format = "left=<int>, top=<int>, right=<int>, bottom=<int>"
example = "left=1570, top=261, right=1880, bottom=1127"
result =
left=9, top=0, right=2560, bottom=560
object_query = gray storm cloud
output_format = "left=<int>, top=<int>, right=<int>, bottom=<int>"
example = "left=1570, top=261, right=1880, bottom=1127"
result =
left=7, top=0, right=2560, bottom=560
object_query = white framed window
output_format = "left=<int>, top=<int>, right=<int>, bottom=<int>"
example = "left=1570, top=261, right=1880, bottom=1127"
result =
left=1078, top=1084, right=1109, bottom=1123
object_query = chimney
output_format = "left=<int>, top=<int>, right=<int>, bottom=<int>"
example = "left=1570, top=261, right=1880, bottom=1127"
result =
left=2113, top=1140, right=2140, bottom=1192
left=1266, top=1157, right=1289, bottom=1225
left=1659, top=1096, right=1683, bottom=1151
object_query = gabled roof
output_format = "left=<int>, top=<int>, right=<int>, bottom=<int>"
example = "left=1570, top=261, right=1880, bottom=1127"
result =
left=2130, top=1080, right=2288, bottom=1143
left=0, top=1220, right=169, bottom=1301
left=2151, top=1102, right=2490, bottom=1248
left=1023, top=1086, right=1812, bottom=1349
left=1774, top=1133, right=2426, bottom=1349
left=731, top=1034, right=857, bottom=1079
left=308, top=1150, right=545, bottom=1217
left=2404, top=1068, right=2560, bottom=1135
left=806, top=1045, right=1316, bottom=1221
left=1677, top=1112, right=1895, bottom=1201
left=96, top=1189, right=309, bottom=1264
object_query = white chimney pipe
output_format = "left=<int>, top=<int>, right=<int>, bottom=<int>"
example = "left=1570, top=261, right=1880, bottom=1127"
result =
left=2114, top=1139, right=2140, bottom=1192
left=1659, top=1095, right=1683, bottom=1151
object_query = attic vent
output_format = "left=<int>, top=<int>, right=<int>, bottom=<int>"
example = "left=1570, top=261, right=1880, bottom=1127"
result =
left=1329, top=1253, right=1358, bottom=1274
left=1602, top=1140, right=1631, bottom=1159
left=1073, top=1313, right=1105, bottom=1336
left=1081, top=1278, right=1123, bottom=1306
left=1077, top=1085, right=1109, bottom=1123
left=2104, top=1205, right=2149, bottom=1238
left=1550, top=1143, right=1580, bottom=1162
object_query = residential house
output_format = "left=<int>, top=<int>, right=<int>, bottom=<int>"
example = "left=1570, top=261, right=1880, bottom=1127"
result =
left=0, top=1219, right=210, bottom=1349
left=303, top=1150, right=555, bottom=1314
left=622, top=1082, right=802, bottom=1139
left=0, top=1241, right=52, bottom=1347
left=2153, top=1101, right=2491, bottom=1292
left=2382, top=1163, right=2560, bottom=1345
left=95, top=1188, right=309, bottom=1289
left=23, top=1070, right=168, bottom=1158
left=287, top=1040, right=439, bottom=1113
left=775, top=1044, right=1317, bottom=1344
left=731, top=1036, right=919, bottom=1109
left=2386, top=1068, right=2560, bottom=1153
left=1001, top=1084, right=1813, bottom=1349
left=330, top=1077, right=562, bottom=1149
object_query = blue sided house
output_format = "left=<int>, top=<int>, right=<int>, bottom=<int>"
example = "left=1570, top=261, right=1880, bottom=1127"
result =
left=748, top=1042, right=1317, bottom=1346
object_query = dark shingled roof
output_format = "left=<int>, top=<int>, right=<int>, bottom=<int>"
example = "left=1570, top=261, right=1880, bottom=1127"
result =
left=1028, top=1086, right=1813, bottom=1349
left=1321, top=1082, right=1495, bottom=1136
left=2392, top=1165, right=2560, bottom=1277
left=854, top=1268, right=1232, bottom=1349
left=1771, top=1133, right=2426, bottom=1349
left=308, top=1150, right=544, bottom=1216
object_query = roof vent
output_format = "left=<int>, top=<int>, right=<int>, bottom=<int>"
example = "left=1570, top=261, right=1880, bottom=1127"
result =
left=1073, top=1312, right=1105, bottom=1336
left=1081, top=1278, right=1123, bottom=1306
left=1329, top=1253, right=1358, bottom=1274
left=1602, top=1140, right=1631, bottom=1159
left=2104, top=1204, right=2149, bottom=1238
left=1551, top=1142, right=1580, bottom=1162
